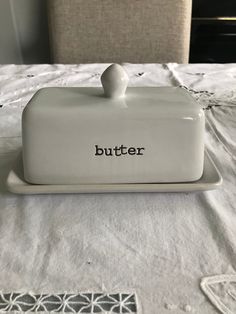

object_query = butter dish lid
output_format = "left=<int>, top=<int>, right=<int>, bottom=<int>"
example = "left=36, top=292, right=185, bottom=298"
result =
left=23, top=64, right=203, bottom=120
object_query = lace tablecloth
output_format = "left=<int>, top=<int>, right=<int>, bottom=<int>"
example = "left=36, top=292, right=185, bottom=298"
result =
left=0, top=63, right=236, bottom=314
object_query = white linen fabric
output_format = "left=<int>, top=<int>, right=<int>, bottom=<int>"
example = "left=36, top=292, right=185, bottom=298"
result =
left=0, top=63, right=236, bottom=314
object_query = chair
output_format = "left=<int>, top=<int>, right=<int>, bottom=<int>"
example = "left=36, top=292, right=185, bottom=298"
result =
left=47, top=0, right=192, bottom=64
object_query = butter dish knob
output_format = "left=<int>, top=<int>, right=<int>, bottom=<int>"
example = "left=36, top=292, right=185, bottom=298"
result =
left=101, top=64, right=129, bottom=98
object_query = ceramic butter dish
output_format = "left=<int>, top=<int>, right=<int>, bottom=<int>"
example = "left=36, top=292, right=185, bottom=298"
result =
left=22, top=64, right=205, bottom=185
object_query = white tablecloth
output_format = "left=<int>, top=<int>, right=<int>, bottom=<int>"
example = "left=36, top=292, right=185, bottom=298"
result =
left=0, top=63, right=236, bottom=314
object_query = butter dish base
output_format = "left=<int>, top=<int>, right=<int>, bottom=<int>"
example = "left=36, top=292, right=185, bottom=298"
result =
left=6, top=150, right=222, bottom=194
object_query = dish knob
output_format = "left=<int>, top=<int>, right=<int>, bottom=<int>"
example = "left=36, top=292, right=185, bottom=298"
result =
left=101, top=64, right=129, bottom=98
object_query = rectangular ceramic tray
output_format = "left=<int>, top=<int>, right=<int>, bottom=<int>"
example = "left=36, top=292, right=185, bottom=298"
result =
left=6, top=150, right=222, bottom=194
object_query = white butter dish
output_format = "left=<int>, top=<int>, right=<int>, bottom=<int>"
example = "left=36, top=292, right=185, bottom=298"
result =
left=22, top=64, right=205, bottom=185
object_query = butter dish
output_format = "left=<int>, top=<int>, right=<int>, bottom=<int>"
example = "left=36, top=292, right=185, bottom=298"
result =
left=21, top=64, right=205, bottom=185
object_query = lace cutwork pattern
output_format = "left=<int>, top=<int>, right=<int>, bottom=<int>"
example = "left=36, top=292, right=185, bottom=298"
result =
left=201, top=275, right=236, bottom=314
left=180, top=85, right=236, bottom=109
left=0, top=292, right=137, bottom=313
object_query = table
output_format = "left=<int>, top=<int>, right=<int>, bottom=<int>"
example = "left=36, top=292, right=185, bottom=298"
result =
left=0, top=63, right=236, bottom=314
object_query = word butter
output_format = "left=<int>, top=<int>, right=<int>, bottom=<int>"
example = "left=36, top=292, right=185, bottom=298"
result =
left=95, top=145, right=145, bottom=156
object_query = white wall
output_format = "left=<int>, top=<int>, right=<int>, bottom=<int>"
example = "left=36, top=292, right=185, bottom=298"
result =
left=0, top=0, right=50, bottom=64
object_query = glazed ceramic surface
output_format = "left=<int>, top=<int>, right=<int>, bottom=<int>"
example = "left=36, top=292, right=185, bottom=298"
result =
left=22, top=83, right=205, bottom=184
left=7, top=151, right=222, bottom=194
left=101, top=64, right=129, bottom=98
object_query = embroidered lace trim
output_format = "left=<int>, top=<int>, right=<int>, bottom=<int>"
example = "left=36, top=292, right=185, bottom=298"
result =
left=201, top=275, right=236, bottom=314
left=0, top=292, right=137, bottom=313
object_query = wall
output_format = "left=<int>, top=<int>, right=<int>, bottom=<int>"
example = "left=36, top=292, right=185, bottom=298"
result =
left=0, top=0, right=50, bottom=64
